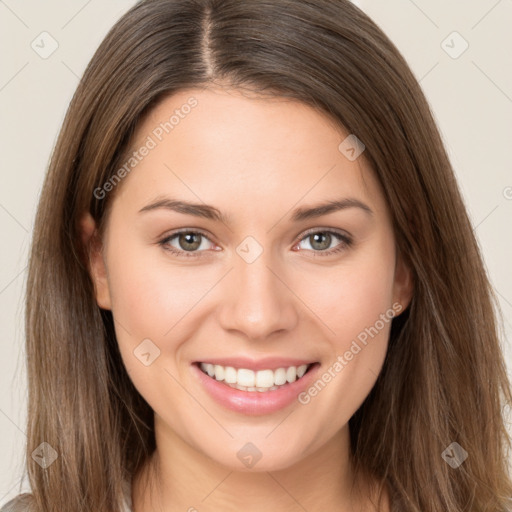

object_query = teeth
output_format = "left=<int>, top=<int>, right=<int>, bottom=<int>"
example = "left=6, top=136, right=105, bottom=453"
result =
left=224, top=366, right=237, bottom=383
left=214, top=365, right=224, bottom=381
left=297, top=365, right=308, bottom=378
left=226, top=382, right=280, bottom=392
left=286, top=366, right=296, bottom=383
left=274, top=368, right=287, bottom=385
left=255, top=369, right=274, bottom=388
left=199, top=363, right=310, bottom=392
left=237, top=368, right=255, bottom=387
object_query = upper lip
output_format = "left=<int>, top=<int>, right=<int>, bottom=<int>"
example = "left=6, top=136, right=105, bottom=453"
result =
left=194, top=357, right=317, bottom=372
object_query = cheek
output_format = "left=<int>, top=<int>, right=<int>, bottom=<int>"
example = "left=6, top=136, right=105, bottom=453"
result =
left=294, top=240, right=397, bottom=424
left=297, top=241, right=396, bottom=347
left=105, top=237, right=212, bottom=338
left=103, top=240, right=196, bottom=413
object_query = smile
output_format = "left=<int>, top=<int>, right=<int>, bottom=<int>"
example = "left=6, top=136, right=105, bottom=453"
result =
left=199, top=362, right=311, bottom=392
left=192, top=360, right=321, bottom=415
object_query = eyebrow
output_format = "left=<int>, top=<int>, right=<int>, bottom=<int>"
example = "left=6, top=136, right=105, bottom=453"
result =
left=138, top=197, right=373, bottom=223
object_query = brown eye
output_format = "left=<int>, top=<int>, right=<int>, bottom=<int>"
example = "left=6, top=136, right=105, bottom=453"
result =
left=295, top=229, right=352, bottom=257
left=177, top=232, right=202, bottom=251
left=308, top=232, right=332, bottom=251
left=159, top=230, right=215, bottom=257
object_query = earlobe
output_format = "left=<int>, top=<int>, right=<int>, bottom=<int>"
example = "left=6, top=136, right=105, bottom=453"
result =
left=79, top=212, right=112, bottom=310
left=392, top=251, right=414, bottom=315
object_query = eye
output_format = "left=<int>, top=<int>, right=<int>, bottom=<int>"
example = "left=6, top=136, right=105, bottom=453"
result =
left=294, top=229, right=352, bottom=257
left=159, top=229, right=217, bottom=257
left=158, top=228, right=353, bottom=258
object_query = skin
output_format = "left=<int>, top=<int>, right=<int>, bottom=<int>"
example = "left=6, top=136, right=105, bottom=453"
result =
left=81, top=85, right=413, bottom=511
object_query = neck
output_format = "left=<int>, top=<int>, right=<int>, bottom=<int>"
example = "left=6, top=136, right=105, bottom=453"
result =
left=132, top=416, right=389, bottom=512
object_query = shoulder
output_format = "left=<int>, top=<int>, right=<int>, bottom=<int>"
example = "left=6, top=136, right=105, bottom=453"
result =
left=0, top=493, right=33, bottom=512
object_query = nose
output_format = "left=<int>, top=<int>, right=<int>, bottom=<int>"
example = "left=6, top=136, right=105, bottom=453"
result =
left=216, top=249, right=299, bottom=341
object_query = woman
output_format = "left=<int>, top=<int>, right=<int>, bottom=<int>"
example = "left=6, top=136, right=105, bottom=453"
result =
left=2, top=0, right=511, bottom=510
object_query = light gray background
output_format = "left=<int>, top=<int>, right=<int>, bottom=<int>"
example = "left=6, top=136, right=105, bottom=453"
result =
left=1, top=0, right=511, bottom=502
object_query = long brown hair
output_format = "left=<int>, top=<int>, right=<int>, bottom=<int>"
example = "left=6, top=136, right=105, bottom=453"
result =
left=5, top=0, right=512, bottom=510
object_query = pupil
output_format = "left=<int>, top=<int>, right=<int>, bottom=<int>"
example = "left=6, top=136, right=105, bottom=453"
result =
left=180, top=233, right=201, bottom=251
left=312, top=233, right=330, bottom=250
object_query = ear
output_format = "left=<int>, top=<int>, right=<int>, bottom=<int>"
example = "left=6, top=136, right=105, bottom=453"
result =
left=79, top=212, right=112, bottom=310
left=392, top=249, right=413, bottom=316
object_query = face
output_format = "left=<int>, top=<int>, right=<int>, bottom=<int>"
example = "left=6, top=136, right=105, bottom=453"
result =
left=84, top=86, right=412, bottom=472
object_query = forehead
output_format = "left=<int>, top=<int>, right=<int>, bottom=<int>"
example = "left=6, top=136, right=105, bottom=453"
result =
left=111, top=86, right=388, bottom=222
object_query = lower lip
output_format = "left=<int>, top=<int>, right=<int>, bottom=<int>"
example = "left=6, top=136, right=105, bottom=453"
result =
left=192, top=363, right=321, bottom=415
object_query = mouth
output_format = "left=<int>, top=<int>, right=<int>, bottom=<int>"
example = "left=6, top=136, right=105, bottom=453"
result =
left=192, top=360, right=320, bottom=415
left=196, top=362, right=315, bottom=392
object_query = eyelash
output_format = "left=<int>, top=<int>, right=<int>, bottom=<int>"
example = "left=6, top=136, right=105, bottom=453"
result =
left=158, top=228, right=353, bottom=258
